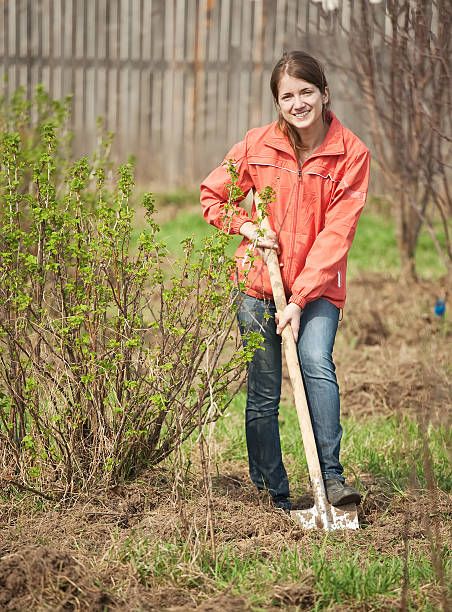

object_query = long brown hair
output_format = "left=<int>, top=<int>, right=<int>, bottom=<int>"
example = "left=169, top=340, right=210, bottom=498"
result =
left=270, top=51, right=331, bottom=159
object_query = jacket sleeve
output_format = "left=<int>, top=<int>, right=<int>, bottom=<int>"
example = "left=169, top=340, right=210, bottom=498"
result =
left=200, top=137, right=256, bottom=235
left=289, top=149, right=371, bottom=309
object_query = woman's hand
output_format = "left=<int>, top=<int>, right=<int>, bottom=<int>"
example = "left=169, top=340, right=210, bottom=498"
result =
left=275, top=303, right=302, bottom=341
left=239, top=222, right=279, bottom=250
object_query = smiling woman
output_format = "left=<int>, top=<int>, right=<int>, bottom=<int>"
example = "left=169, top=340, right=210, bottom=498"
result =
left=200, top=50, right=370, bottom=512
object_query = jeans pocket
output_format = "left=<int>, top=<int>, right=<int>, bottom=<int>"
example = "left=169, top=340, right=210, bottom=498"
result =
left=236, top=292, right=272, bottom=337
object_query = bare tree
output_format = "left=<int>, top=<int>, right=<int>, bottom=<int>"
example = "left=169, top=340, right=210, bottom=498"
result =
left=336, top=0, right=451, bottom=280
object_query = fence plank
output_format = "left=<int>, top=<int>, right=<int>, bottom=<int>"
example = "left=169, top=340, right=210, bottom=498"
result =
left=96, top=0, right=107, bottom=59
left=262, top=67, right=274, bottom=124
left=152, top=0, right=164, bottom=60
left=0, top=4, right=5, bottom=62
left=162, top=68, right=174, bottom=178
left=287, top=0, right=297, bottom=39
left=185, top=0, right=196, bottom=62
left=263, top=0, right=276, bottom=64
left=107, top=66, right=118, bottom=135
left=139, top=67, right=150, bottom=150
left=85, top=65, right=96, bottom=147
left=19, top=0, right=27, bottom=57
left=241, top=0, right=252, bottom=61
left=230, top=0, right=241, bottom=49
left=250, top=0, right=264, bottom=127
left=151, top=69, right=162, bottom=149
left=8, top=0, right=16, bottom=58
left=74, top=0, right=84, bottom=58
left=172, top=67, right=184, bottom=182
left=97, top=64, right=107, bottom=125
left=207, top=0, right=218, bottom=62
left=63, top=0, right=72, bottom=60
left=194, top=0, right=207, bottom=146
left=252, top=0, right=263, bottom=64
left=119, top=58, right=130, bottom=152
left=216, top=65, right=228, bottom=159
left=341, top=0, right=351, bottom=31
left=131, top=0, right=141, bottom=60
left=218, top=0, right=230, bottom=62
left=175, top=0, right=186, bottom=61
left=184, top=69, right=195, bottom=182
left=74, top=65, right=84, bottom=135
left=275, top=0, right=286, bottom=55
left=163, top=0, right=174, bottom=62
left=129, top=67, right=140, bottom=148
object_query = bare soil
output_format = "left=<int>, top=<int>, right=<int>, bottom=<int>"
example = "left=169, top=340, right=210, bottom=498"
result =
left=327, top=273, right=449, bottom=424
left=0, top=275, right=450, bottom=610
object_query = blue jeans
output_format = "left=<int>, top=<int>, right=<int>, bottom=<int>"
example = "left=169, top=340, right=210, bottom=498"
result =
left=236, top=292, right=344, bottom=502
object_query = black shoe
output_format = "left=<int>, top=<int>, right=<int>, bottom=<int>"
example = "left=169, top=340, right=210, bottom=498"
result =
left=273, top=497, right=292, bottom=513
left=325, top=479, right=361, bottom=506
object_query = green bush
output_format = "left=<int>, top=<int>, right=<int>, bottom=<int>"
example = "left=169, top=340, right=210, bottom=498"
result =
left=0, top=88, right=259, bottom=496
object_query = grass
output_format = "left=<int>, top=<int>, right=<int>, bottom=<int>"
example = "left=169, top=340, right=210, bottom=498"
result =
left=119, top=533, right=449, bottom=609
left=157, top=209, right=241, bottom=260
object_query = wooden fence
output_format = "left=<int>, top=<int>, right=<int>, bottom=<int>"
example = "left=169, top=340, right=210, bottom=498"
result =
left=0, top=0, right=384, bottom=185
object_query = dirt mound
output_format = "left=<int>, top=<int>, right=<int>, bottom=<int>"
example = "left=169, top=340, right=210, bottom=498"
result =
left=137, top=586, right=196, bottom=610
left=271, top=570, right=315, bottom=608
left=0, top=547, right=114, bottom=610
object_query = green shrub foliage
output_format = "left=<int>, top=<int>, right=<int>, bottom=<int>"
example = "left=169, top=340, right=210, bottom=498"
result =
left=0, top=88, right=260, bottom=496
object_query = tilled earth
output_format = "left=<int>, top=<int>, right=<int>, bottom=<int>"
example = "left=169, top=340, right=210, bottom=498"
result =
left=0, top=275, right=450, bottom=610
left=335, top=273, right=450, bottom=424
left=0, top=476, right=450, bottom=610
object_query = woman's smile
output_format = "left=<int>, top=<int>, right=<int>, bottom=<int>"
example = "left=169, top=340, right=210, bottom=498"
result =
left=292, top=108, right=311, bottom=121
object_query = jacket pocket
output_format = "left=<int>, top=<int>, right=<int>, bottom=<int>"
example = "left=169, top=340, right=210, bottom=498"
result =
left=304, top=170, right=341, bottom=182
left=248, top=157, right=298, bottom=191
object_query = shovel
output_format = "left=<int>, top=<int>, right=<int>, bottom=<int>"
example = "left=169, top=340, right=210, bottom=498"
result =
left=257, top=204, right=359, bottom=530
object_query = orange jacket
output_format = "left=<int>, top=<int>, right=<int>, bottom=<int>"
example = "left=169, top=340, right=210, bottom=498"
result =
left=200, top=113, right=370, bottom=310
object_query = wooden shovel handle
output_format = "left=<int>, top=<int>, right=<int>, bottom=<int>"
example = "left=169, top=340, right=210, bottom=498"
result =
left=264, top=247, right=324, bottom=485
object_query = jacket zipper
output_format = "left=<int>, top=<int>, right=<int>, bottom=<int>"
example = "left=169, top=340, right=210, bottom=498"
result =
left=286, top=165, right=303, bottom=287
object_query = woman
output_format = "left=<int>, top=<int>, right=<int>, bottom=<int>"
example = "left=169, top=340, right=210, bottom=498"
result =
left=200, top=51, right=370, bottom=511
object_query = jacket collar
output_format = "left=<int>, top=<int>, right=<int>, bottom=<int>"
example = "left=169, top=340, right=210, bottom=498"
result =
left=263, top=113, right=345, bottom=160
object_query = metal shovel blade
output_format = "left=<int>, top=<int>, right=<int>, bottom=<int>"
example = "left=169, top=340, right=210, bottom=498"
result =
left=290, top=503, right=359, bottom=531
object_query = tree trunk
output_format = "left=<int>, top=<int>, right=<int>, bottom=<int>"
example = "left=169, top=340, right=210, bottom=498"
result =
left=399, top=239, right=417, bottom=282
left=397, top=188, right=420, bottom=282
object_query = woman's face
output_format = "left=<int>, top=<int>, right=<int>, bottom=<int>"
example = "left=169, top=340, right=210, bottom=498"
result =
left=277, top=72, right=328, bottom=133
